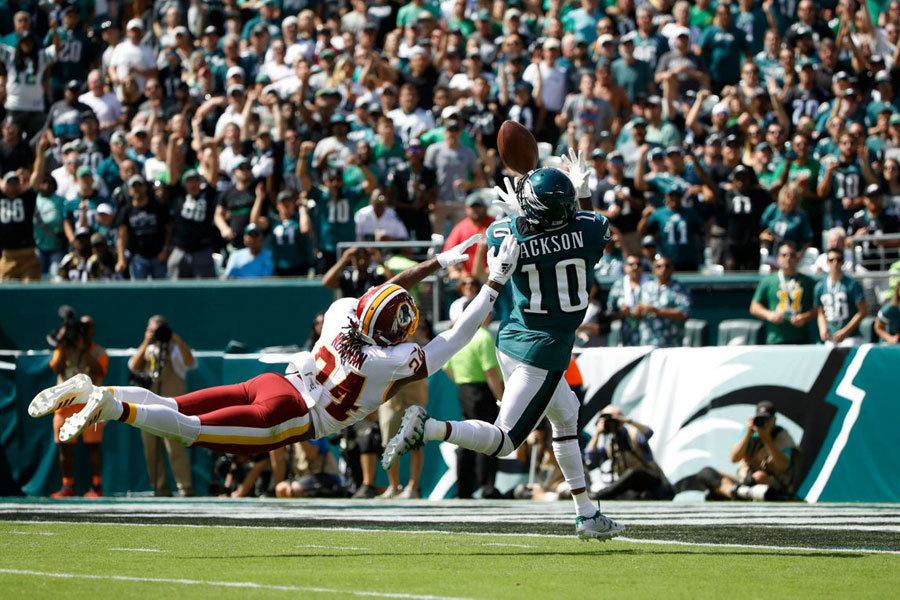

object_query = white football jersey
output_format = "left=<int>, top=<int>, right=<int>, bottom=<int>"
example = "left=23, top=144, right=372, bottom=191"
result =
left=305, top=297, right=424, bottom=438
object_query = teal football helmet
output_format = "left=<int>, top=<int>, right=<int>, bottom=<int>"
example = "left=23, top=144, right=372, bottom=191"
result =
left=517, top=167, right=578, bottom=229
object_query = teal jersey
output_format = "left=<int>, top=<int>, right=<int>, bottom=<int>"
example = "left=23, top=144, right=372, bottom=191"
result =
left=267, top=216, right=311, bottom=271
left=814, top=275, right=865, bottom=336
left=308, top=187, right=361, bottom=253
left=760, top=204, right=813, bottom=247
left=638, top=278, right=692, bottom=347
left=33, top=193, right=66, bottom=251
left=699, top=26, right=747, bottom=86
left=819, top=161, right=864, bottom=228
left=734, top=8, right=769, bottom=55
left=44, top=28, right=92, bottom=92
left=487, top=211, right=611, bottom=370
left=644, top=205, right=704, bottom=269
left=877, top=303, right=900, bottom=337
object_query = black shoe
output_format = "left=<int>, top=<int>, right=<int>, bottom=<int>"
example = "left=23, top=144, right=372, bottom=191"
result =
left=352, top=484, right=376, bottom=499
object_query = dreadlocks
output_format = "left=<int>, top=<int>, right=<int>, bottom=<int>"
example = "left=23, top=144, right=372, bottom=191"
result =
left=334, top=317, right=369, bottom=370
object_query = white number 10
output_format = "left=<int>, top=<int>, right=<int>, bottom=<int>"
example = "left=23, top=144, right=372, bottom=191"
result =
left=522, top=259, right=589, bottom=314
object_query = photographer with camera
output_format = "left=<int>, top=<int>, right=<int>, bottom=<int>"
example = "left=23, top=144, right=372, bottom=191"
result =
left=585, top=405, right=673, bottom=501
left=127, top=316, right=196, bottom=497
left=673, top=400, right=799, bottom=501
left=48, top=307, right=108, bottom=497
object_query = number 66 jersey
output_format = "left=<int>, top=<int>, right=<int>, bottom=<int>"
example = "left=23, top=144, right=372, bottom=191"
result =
left=487, top=211, right=610, bottom=371
left=302, top=297, right=424, bottom=438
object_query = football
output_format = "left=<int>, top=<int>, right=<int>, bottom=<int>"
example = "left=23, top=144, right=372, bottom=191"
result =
left=497, top=120, right=539, bottom=175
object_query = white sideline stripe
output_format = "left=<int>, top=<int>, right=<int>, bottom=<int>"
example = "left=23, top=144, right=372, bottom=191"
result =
left=110, top=548, right=165, bottom=553
left=805, top=345, right=869, bottom=503
left=295, top=544, right=368, bottom=551
left=482, top=543, right=535, bottom=548
left=0, top=569, right=477, bottom=600
left=616, top=537, right=900, bottom=555
left=4, top=520, right=898, bottom=555
left=10, top=531, right=54, bottom=536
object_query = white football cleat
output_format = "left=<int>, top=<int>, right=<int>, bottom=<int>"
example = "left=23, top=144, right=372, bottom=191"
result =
left=28, top=374, right=94, bottom=418
left=59, top=386, right=116, bottom=443
left=381, top=405, right=427, bottom=470
left=575, top=509, right=625, bottom=542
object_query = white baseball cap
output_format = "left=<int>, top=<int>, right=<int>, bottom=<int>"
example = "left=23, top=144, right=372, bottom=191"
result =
left=126, top=18, right=144, bottom=31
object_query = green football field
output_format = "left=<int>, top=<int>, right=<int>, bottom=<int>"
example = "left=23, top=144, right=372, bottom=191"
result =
left=1, top=498, right=898, bottom=599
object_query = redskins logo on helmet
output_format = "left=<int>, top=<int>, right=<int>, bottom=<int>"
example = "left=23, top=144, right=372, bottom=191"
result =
left=355, top=284, right=420, bottom=347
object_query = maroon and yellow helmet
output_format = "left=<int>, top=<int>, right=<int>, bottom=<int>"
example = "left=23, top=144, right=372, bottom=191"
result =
left=355, top=284, right=419, bottom=346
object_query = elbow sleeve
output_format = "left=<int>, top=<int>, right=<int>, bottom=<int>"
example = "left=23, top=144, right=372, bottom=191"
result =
left=423, top=285, right=498, bottom=376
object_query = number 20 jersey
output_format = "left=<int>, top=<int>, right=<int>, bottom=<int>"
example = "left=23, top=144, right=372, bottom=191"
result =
left=308, top=297, right=424, bottom=438
left=487, top=211, right=610, bottom=371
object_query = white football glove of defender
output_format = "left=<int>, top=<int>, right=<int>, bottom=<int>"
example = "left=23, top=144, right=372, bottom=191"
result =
left=487, top=234, right=520, bottom=285
left=492, top=176, right=524, bottom=217
left=437, top=233, right=482, bottom=268
left=561, top=148, right=591, bottom=199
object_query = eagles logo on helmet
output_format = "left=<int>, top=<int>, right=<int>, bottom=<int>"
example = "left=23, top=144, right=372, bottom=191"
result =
left=516, top=167, right=578, bottom=229
left=354, top=284, right=420, bottom=347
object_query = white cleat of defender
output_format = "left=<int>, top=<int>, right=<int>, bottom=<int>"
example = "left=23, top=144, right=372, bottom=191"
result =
left=28, top=373, right=94, bottom=418
left=58, top=386, right=115, bottom=443
left=575, top=509, right=626, bottom=542
left=382, top=405, right=427, bottom=470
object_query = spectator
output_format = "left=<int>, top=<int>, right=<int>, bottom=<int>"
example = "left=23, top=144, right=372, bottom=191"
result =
left=635, top=255, right=692, bottom=347
left=86, top=233, right=117, bottom=281
left=817, top=133, right=878, bottom=232
left=596, top=151, right=643, bottom=254
left=109, top=19, right=157, bottom=98
left=216, top=157, right=257, bottom=250
left=56, top=226, right=93, bottom=282
left=301, top=158, right=363, bottom=272
left=638, top=188, right=705, bottom=272
left=259, top=189, right=313, bottom=277
left=48, top=313, right=108, bottom=497
left=33, top=176, right=66, bottom=275
left=674, top=400, right=799, bottom=501
left=385, top=138, right=436, bottom=242
left=699, top=3, right=749, bottom=91
left=813, top=227, right=854, bottom=275
left=847, top=184, right=900, bottom=269
left=607, top=254, right=648, bottom=346
left=322, top=246, right=387, bottom=298
left=442, top=191, right=494, bottom=281
left=0, top=139, right=45, bottom=281
left=874, top=282, right=900, bottom=344
left=611, top=33, right=652, bottom=104
left=585, top=405, right=673, bottom=500
left=815, top=248, right=867, bottom=347
left=128, top=316, right=196, bottom=497
left=443, top=304, right=503, bottom=499
left=274, top=440, right=344, bottom=498
left=424, top=114, right=485, bottom=236
left=223, top=223, right=274, bottom=279
left=166, top=166, right=220, bottom=279
left=44, top=80, right=93, bottom=145
left=750, top=242, right=817, bottom=344
left=716, top=165, right=769, bottom=271
left=79, top=69, right=123, bottom=139
left=388, top=83, right=434, bottom=146
left=0, top=117, right=34, bottom=174
left=760, top=183, right=813, bottom=259
left=354, top=187, right=409, bottom=241
left=45, top=7, right=94, bottom=103
left=115, top=175, right=172, bottom=280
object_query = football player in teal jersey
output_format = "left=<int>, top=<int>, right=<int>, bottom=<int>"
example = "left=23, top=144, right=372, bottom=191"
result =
left=384, top=151, right=625, bottom=541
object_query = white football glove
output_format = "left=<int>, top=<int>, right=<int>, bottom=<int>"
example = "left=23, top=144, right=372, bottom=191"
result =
left=561, top=148, right=591, bottom=199
left=487, top=234, right=520, bottom=286
left=492, top=176, right=524, bottom=217
left=437, top=233, right=482, bottom=268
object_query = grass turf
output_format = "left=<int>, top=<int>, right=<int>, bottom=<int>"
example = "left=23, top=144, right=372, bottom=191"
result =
left=1, top=521, right=898, bottom=599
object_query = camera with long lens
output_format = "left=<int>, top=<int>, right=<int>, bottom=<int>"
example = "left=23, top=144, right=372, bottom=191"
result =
left=153, top=323, right=172, bottom=344
left=753, top=415, right=770, bottom=428
left=47, top=305, right=85, bottom=348
left=601, top=414, right=622, bottom=434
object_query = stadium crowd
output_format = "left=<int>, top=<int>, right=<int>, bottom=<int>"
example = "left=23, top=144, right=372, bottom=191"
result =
left=0, top=0, right=898, bottom=284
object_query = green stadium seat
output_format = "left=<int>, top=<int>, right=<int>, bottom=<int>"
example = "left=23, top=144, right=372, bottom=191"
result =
left=716, top=319, right=765, bottom=346
left=682, top=319, right=708, bottom=347
left=859, top=316, right=877, bottom=344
